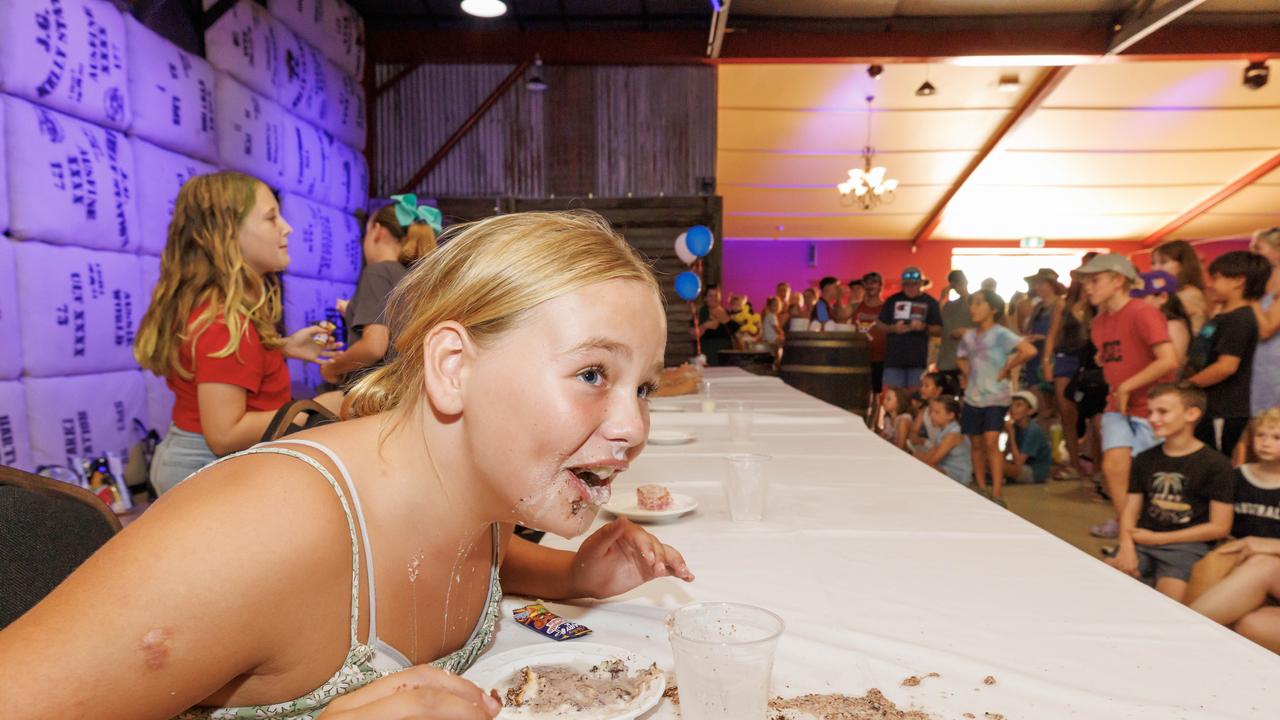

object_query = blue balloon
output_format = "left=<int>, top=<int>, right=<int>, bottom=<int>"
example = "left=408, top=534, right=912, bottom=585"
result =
left=685, top=225, right=714, bottom=257
left=674, top=271, right=703, bottom=302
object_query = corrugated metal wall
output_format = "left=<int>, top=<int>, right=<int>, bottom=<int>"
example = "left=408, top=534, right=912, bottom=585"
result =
left=372, top=64, right=716, bottom=198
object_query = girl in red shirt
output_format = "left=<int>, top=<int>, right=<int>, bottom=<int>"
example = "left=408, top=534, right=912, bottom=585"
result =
left=134, top=172, right=336, bottom=493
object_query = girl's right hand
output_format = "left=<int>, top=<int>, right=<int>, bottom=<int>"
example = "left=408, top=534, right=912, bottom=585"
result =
left=320, top=666, right=501, bottom=720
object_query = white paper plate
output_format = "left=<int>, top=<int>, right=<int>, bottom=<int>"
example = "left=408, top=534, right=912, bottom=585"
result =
left=603, top=492, right=698, bottom=523
left=648, top=403, right=686, bottom=413
left=647, top=430, right=695, bottom=445
left=463, top=642, right=666, bottom=720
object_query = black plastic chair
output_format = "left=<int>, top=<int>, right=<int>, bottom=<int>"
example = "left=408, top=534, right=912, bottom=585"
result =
left=0, top=465, right=121, bottom=629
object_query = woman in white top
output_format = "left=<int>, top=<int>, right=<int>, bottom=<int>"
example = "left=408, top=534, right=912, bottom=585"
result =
left=1, top=211, right=692, bottom=719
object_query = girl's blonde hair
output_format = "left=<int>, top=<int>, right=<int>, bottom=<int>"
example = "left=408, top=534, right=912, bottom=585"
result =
left=370, top=203, right=436, bottom=265
left=347, top=210, right=661, bottom=418
left=134, top=172, right=284, bottom=380
left=1247, top=407, right=1280, bottom=462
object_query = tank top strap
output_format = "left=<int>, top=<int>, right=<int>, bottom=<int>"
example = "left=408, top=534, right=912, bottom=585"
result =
left=267, top=439, right=383, bottom=643
left=205, top=444, right=363, bottom=648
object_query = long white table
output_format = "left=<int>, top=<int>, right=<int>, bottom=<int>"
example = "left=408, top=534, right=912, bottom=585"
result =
left=472, top=368, right=1280, bottom=719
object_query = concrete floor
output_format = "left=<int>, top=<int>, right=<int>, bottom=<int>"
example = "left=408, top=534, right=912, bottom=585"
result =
left=1003, top=477, right=1116, bottom=558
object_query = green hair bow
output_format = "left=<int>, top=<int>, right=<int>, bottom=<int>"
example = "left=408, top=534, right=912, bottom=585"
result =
left=390, top=194, right=443, bottom=233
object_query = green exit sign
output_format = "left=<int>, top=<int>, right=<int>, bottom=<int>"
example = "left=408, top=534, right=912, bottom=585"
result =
left=1020, top=236, right=1046, bottom=248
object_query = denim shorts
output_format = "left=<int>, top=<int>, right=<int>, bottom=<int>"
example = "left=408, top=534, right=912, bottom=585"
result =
left=1100, top=413, right=1162, bottom=455
left=882, top=366, right=925, bottom=390
left=1136, top=542, right=1212, bottom=584
left=1053, top=352, right=1081, bottom=379
left=961, top=404, right=1009, bottom=435
left=149, top=425, right=219, bottom=495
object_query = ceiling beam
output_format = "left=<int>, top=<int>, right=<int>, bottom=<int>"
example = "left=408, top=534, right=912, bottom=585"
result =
left=706, top=0, right=731, bottom=59
left=1141, top=151, right=1280, bottom=247
left=363, top=23, right=1280, bottom=65
left=1107, top=0, right=1207, bottom=55
left=912, top=66, right=1071, bottom=246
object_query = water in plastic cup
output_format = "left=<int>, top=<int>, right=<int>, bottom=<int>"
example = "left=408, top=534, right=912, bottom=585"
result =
left=668, top=602, right=784, bottom=720
left=699, top=380, right=716, bottom=413
left=722, top=453, right=770, bottom=521
left=723, top=400, right=752, bottom=445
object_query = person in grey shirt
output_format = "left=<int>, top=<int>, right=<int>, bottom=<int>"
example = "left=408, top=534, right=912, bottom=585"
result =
left=937, top=270, right=975, bottom=374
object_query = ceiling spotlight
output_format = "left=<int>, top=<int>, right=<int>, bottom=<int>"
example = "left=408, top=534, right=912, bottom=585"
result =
left=1244, top=61, right=1269, bottom=90
left=867, top=64, right=884, bottom=80
left=915, top=80, right=936, bottom=96
left=526, top=55, right=547, bottom=92
left=460, top=0, right=507, bottom=18
left=996, top=73, right=1022, bottom=93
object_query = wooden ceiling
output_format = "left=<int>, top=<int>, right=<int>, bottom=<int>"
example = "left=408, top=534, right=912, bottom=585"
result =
left=718, top=57, right=1280, bottom=243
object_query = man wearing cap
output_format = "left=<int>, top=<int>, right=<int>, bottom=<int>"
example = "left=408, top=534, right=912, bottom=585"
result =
left=1077, top=254, right=1180, bottom=539
left=877, top=266, right=943, bottom=390
left=1005, top=390, right=1053, bottom=484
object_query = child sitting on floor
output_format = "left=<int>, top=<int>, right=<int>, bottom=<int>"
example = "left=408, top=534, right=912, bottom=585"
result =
left=912, top=395, right=973, bottom=485
left=1109, top=382, right=1234, bottom=602
left=879, top=386, right=914, bottom=451
left=1005, top=390, right=1054, bottom=484
left=1189, top=407, right=1280, bottom=651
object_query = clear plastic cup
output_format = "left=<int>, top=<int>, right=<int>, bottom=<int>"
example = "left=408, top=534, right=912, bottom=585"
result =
left=723, top=400, right=752, bottom=445
left=722, top=453, right=770, bottom=521
left=668, top=602, right=785, bottom=720
left=699, top=379, right=716, bottom=413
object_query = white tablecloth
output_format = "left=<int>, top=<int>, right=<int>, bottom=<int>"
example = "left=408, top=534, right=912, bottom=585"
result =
left=473, top=369, right=1280, bottom=719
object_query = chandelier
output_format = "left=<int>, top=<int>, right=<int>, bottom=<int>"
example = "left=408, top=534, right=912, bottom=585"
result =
left=836, top=95, right=898, bottom=210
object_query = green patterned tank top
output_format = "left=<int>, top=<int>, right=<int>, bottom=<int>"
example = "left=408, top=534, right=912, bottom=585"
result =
left=174, top=441, right=503, bottom=719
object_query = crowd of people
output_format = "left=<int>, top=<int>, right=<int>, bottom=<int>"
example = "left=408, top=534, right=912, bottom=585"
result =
left=693, top=231, right=1280, bottom=650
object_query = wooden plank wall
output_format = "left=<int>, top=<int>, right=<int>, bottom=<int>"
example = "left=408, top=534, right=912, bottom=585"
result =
left=435, top=196, right=723, bottom=366
left=371, top=64, right=716, bottom=199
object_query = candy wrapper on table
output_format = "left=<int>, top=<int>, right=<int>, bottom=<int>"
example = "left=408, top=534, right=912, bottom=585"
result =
left=513, top=601, right=592, bottom=641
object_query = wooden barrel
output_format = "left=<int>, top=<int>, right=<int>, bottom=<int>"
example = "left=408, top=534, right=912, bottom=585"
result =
left=780, top=331, right=871, bottom=416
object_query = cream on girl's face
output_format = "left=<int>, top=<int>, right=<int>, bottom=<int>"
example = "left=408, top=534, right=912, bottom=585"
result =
left=238, top=183, right=293, bottom=275
left=461, top=279, right=666, bottom=538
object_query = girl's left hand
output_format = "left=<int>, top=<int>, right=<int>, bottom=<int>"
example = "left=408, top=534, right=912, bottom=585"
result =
left=284, top=323, right=343, bottom=364
left=569, top=518, right=694, bottom=599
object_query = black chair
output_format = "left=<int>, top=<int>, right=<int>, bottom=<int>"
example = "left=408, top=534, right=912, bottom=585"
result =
left=0, top=465, right=121, bottom=629
left=261, top=398, right=339, bottom=442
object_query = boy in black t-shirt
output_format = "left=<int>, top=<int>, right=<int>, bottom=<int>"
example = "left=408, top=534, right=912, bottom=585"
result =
left=1187, top=251, right=1272, bottom=456
left=1110, top=382, right=1234, bottom=601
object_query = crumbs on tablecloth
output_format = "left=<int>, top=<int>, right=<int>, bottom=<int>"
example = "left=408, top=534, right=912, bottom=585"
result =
left=663, top=684, right=680, bottom=705
left=900, top=673, right=940, bottom=687
left=983, top=676, right=997, bottom=686
left=768, top=689, right=934, bottom=719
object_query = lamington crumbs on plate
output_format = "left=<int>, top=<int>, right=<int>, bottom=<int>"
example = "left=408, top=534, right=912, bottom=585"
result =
left=900, top=673, right=940, bottom=687
left=662, top=684, right=680, bottom=705
left=768, top=689, right=934, bottom=720
left=985, top=713, right=1005, bottom=719
left=983, top=676, right=997, bottom=686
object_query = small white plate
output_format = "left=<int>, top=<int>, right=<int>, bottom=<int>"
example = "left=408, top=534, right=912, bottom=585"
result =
left=463, top=642, right=666, bottom=720
left=647, top=430, right=695, bottom=445
left=648, top=403, right=686, bottom=413
left=603, top=492, right=698, bottom=523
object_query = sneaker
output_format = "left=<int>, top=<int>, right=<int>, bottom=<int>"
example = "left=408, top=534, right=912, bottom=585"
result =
left=1089, top=518, right=1119, bottom=538
left=1053, top=466, right=1082, bottom=481
left=1100, top=544, right=1118, bottom=558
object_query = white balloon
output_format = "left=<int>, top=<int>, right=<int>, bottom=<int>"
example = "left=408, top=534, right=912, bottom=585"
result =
left=674, top=232, right=697, bottom=265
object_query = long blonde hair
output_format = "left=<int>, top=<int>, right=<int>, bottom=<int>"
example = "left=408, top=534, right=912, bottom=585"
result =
left=370, top=203, right=436, bottom=265
left=134, top=172, right=284, bottom=380
left=347, top=210, right=661, bottom=418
